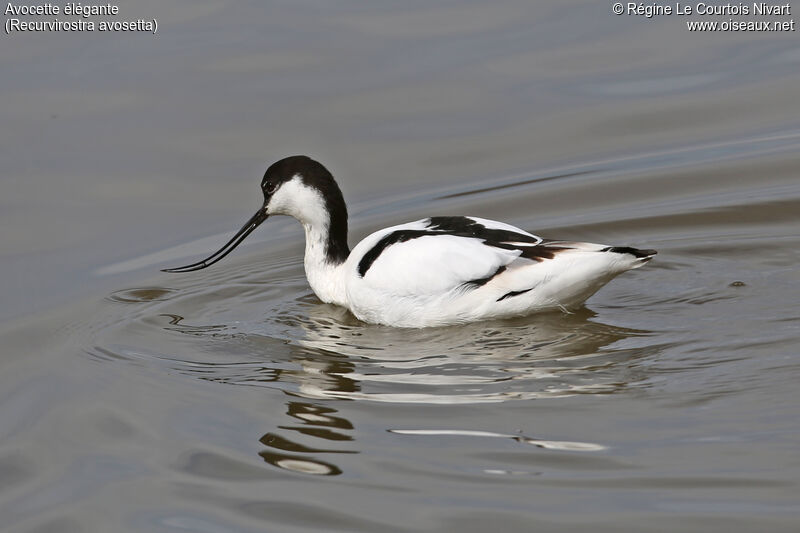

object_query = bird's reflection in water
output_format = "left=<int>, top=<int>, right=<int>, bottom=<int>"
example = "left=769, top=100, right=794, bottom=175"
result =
left=142, top=300, right=653, bottom=475
left=259, top=401, right=356, bottom=476
left=255, top=302, right=653, bottom=474
left=284, top=302, right=655, bottom=403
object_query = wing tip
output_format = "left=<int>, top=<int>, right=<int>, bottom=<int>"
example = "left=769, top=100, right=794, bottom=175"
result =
left=601, top=246, right=657, bottom=259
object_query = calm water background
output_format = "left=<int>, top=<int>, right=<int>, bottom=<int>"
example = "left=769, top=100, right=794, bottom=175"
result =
left=2, top=1, right=800, bottom=531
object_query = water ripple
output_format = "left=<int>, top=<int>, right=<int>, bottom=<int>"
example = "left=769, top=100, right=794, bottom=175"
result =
left=84, top=264, right=655, bottom=406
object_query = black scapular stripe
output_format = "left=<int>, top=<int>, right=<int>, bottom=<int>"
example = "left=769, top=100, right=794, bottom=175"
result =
left=357, top=229, right=430, bottom=277
left=427, top=216, right=540, bottom=244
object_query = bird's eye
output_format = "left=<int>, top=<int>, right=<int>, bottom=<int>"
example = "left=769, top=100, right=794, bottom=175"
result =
left=264, top=182, right=277, bottom=194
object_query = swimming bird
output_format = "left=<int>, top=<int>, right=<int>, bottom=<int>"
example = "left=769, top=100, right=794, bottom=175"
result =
left=163, top=156, right=656, bottom=327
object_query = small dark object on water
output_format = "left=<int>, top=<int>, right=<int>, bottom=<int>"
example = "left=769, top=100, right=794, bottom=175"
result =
left=729, top=281, right=746, bottom=287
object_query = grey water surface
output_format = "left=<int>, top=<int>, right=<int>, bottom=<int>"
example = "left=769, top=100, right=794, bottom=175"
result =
left=2, top=1, right=799, bottom=532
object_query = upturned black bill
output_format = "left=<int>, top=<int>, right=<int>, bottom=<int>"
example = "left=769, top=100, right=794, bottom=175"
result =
left=162, top=209, right=268, bottom=273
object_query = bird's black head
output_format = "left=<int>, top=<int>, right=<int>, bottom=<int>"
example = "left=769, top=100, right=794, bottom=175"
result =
left=162, top=155, right=350, bottom=273
left=261, top=155, right=336, bottom=200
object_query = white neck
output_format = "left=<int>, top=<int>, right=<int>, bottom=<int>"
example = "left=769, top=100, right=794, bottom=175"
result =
left=302, top=221, right=347, bottom=306
left=266, top=176, right=348, bottom=306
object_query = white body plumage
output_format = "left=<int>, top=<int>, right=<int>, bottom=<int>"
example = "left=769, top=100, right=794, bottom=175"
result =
left=315, top=216, right=650, bottom=327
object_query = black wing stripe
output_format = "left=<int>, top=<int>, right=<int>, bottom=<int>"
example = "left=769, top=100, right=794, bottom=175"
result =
left=601, top=246, right=658, bottom=258
left=460, top=265, right=507, bottom=291
left=518, top=245, right=570, bottom=262
left=497, top=287, right=533, bottom=302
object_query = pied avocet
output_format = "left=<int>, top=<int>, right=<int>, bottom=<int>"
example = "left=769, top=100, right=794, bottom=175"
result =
left=163, top=156, right=656, bottom=327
